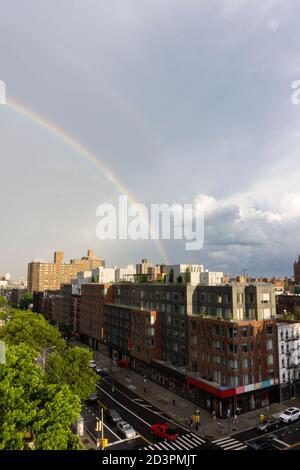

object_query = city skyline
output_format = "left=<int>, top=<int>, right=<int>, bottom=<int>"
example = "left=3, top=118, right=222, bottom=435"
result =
left=1, top=1, right=300, bottom=278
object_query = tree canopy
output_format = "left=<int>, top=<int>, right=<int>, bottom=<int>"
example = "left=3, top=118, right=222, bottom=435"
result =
left=45, top=346, right=97, bottom=400
left=0, top=306, right=98, bottom=449
left=0, top=343, right=82, bottom=450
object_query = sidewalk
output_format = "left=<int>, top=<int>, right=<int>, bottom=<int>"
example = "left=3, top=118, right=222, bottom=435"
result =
left=77, top=342, right=300, bottom=440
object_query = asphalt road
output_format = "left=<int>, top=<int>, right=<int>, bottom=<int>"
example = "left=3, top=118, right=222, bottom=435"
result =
left=85, top=371, right=216, bottom=451
left=219, top=418, right=300, bottom=451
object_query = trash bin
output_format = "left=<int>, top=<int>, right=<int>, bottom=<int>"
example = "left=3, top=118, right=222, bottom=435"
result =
left=259, top=414, right=266, bottom=423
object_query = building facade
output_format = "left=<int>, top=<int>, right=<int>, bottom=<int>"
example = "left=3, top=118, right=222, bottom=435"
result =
left=27, top=250, right=105, bottom=292
left=277, top=322, right=300, bottom=401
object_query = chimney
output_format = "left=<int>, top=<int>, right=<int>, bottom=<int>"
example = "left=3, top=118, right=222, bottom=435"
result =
left=87, top=250, right=94, bottom=259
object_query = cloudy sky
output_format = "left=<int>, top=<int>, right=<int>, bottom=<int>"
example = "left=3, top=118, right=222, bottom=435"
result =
left=1, top=0, right=300, bottom=279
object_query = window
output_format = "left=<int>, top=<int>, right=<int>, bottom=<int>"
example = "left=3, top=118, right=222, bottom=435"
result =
left=228, top=328, right=238, bottom=339
left=267, top=324, right=273, bottom=335
left=214, top=370, right=221, bottom=384
left=241, top=327, right=248, bottom=337
left=268, top=354, right=274, bottom=365
left=191, top=335, right=197, bottom=345
left=191, top=321, right=196, bottom=330
left=229, top=375, right=239, bottom=387
left=268, top=370, right=275, bottom=380
left=228, top=359, right=238, bottom=370
left=228, top=343, right=238, bottom=354
left=242, top=343, right=248, bottom=353
left=191, top=349, right=197, bottom=359
left=261, top=292, right=270, bottom=303
left=267, top=339, right=273, bottom=350
left=243, top=358, right=249, bottom=369
left=243, top=374, right=250, bottom=385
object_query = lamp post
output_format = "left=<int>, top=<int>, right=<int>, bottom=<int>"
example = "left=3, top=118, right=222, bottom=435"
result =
left=41, top=346, right=56, bottom=372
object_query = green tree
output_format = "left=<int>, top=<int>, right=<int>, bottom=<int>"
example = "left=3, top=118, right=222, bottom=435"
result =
left=32, top=384, right=82, bottom=450
left=176, top=275, right=183, bottom=284
left=168, top=269, right=174, bottom=283
left=45, top=346, right=98, bottom=400
left=0, top=343, right=82, bottom=450
left=0, top=310, right=65, bottom=352
left=0, top=295, right=7, bottom=307
left=19, top=292, right=34, bottom=310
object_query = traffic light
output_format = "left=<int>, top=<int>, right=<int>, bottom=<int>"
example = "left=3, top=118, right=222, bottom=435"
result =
left=95, top=421, right=102, bottom=432
left=100, top=438, right=108, bottom=449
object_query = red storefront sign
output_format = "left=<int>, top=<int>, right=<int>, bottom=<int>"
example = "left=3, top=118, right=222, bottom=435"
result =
left=186, top=376, right=236, bottom=399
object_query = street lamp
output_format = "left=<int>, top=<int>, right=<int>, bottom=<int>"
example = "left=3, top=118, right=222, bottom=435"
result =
left=41, top=346, right=56, bottom=372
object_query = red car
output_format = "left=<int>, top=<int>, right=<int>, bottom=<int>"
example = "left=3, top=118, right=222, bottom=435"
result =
left=150, top=424, right=179, bottom=441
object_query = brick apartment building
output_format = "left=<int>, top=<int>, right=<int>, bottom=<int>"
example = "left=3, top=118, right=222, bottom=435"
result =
left=187, top=317, right=278, bottom=415
left=99, top=281, right=279, bottom=416
left=104, top=304, right=161, bottom=368
left=36, top=275, right=285, bottom=416
left=79, top=283, right=113, bottom=350
left=28, top=250, right=105, bottom=293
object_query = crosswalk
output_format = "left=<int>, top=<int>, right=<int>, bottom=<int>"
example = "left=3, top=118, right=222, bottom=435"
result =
left=212, top=436, right=248, bottom=450
left=140, top=432, right=206, bottom=451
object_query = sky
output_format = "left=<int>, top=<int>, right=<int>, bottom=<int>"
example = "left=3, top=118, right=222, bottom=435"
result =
left=1, top=0, right=300, bottom=279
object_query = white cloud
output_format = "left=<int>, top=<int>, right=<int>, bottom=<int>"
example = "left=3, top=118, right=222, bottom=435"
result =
left=267, top=18, right=280, bottom=31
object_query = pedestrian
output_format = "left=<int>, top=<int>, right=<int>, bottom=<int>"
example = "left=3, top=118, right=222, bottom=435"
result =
left=232, top=414, right=238, bottom=424
left=172, top=399, right=176, bottom=406
left=185, top=417, right=188, bottom=426
left=211, top=410, right=217, bottom=423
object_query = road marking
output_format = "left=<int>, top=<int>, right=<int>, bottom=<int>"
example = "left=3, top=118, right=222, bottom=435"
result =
left=179, top=434, right=198, bottom=448
left=233, top=445, right=248, bottom=450
left=168, top=440, right=185, bottom=451
left=107, top=435, right=141, bottom=447
left=273, top=437, right=289, bottom=447
left=189, top=433, right=206, bottom=444
left=222, top=442, right=247, bottom=450
left=283, top=440, right=300, bottom=450
left=163, top=442, right=177, bottom=450
left=176, top=436, right=193, bottom=450
left=96, top=384, right=150, bottom=426
left=132, top=398, right=144, bottom=402
left=100, top=377, right=187, bottom=432
left=158, top=442, right=170, bottom=450
left=212, top=436, right=233, bottom=443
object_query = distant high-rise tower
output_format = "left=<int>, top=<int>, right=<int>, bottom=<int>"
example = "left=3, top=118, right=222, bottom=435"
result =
left=294, top=255, right=300, bottom=285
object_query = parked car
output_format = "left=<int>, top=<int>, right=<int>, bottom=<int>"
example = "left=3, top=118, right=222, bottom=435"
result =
left=89, top=360, right=97, bottom=369
left=116, top=421, right=136, bottom=439
left=95, top=364, right=103, bottom=374
left=107, top=409, right=122, bottom=424
left=150, top=423, right=179, bottom=441
left=279, top=407, right=300, bottom=424
left=256, top=418, right=280, bottom=433
left=248, top=438, right=275, bottom=451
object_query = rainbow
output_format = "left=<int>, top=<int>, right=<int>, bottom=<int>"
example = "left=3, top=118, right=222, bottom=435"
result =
left=4, top=98, right=170, bottom=264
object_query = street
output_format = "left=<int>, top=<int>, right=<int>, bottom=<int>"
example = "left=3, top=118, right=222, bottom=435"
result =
left=83, top=371, right=216, bottom=450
